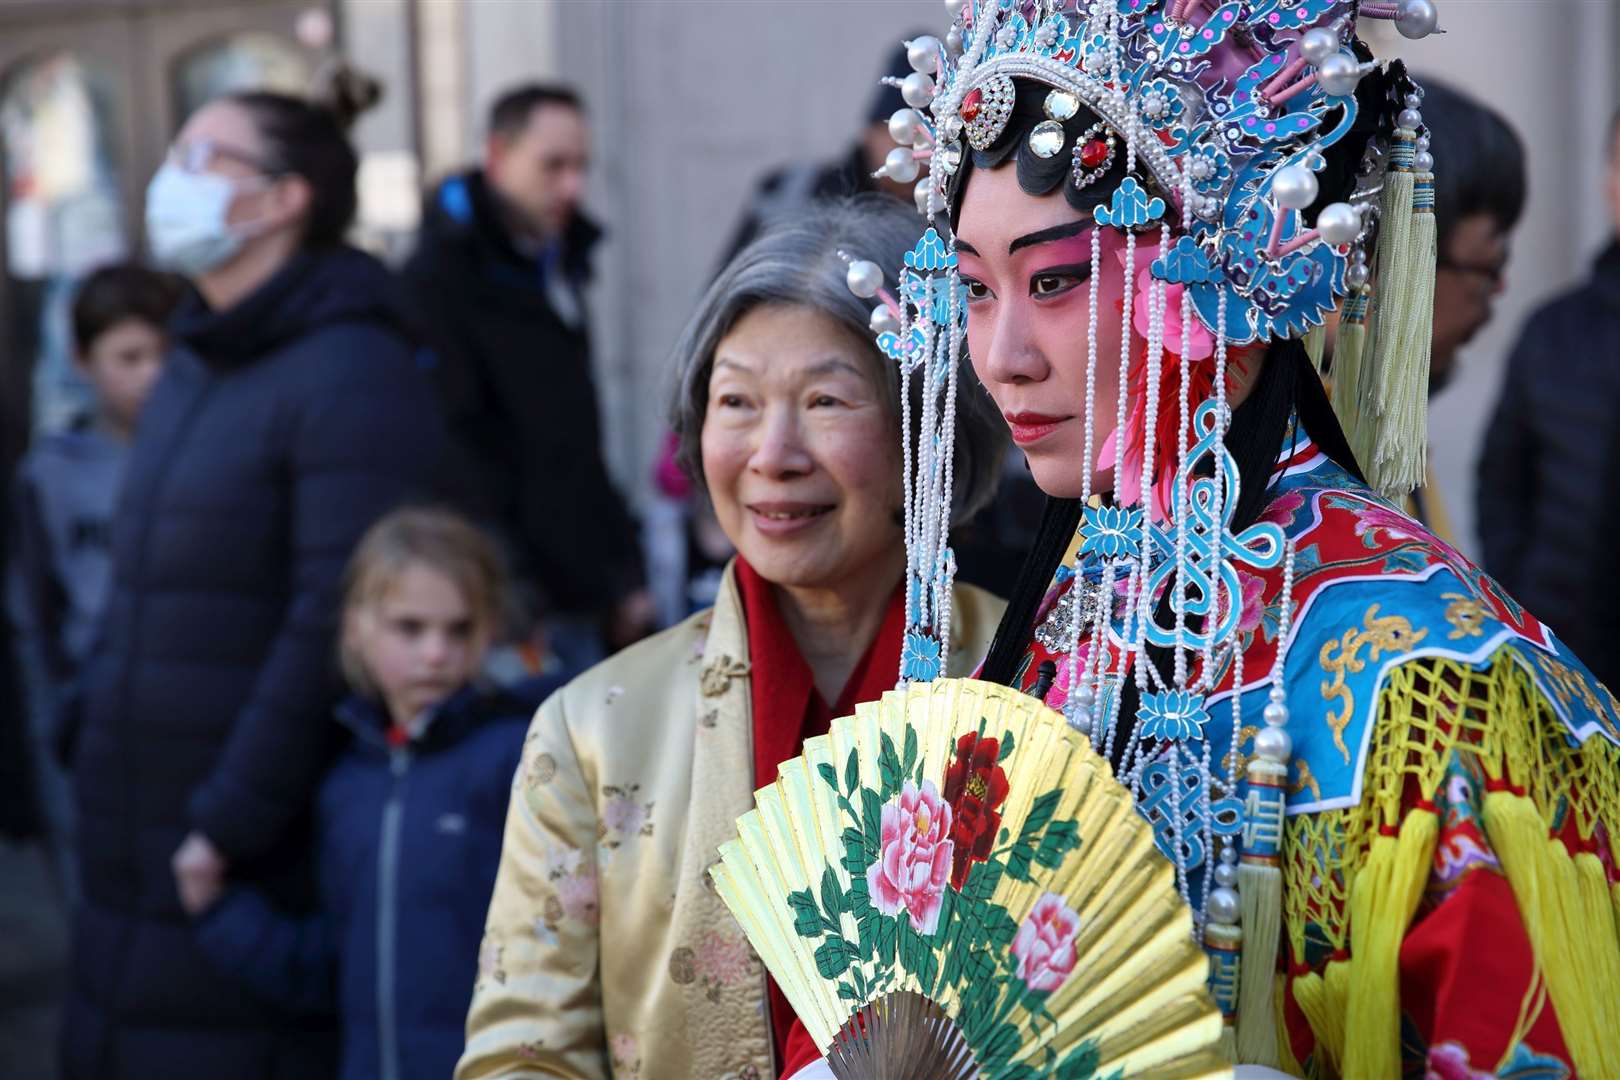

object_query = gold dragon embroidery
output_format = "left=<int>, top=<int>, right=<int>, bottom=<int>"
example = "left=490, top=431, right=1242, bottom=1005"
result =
left=1440, top=592, right=1490, bottom=640
left=1319, top=604, right=1429, bottom=763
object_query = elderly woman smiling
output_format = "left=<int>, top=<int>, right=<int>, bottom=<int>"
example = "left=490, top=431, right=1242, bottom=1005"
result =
left=456, top=198, right=1005, bottom=1080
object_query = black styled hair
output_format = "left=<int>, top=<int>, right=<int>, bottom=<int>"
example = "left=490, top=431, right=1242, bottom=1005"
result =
left=229, top=73, right=377, bottom=249
left=488, top=82, right=584, bottom=141
left=965, top=75, right=1370, bottom=693
left=1413, top=76, right=1526, bottom=250
left=71, top=262, right=185, bottom=353
left=948, top=79, right=1143, bottom=223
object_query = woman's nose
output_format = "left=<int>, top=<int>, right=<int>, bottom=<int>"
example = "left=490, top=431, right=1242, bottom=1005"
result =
left=748, top=407, right=814, bottom=477
left=979, top=304, right=1049, bottom=385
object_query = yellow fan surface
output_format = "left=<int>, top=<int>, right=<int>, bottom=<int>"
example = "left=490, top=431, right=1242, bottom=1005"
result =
left=711, top=677, right=1228, bottom=1079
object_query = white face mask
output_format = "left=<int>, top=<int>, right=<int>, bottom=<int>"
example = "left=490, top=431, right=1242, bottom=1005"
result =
left=144, top=163, right=268, bottom=277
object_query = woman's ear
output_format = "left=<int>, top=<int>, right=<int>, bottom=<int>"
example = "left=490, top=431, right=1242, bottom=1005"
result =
left=267, top=173, right=316, bottom=233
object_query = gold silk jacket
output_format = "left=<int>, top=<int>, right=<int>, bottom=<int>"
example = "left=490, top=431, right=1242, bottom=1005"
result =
left=456, top=562, right=1003, bottom=1079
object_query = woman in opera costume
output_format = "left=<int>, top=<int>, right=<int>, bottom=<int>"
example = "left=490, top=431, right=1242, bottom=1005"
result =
left=454, top=197, right=1006, bottom=1079
left=800, top=1, right=1620, bottom=1077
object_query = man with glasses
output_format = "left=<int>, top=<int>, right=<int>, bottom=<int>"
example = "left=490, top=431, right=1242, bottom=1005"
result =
left=1399, top=80, right=1526, bottom=541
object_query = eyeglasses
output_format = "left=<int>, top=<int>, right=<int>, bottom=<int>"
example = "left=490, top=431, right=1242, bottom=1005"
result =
left=1436, top=257, right=1507, bottom=289
left=166, top=137, right=279, bottom=177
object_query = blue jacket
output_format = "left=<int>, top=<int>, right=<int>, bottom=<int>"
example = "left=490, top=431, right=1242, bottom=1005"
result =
left=195, top=684, right=537, bottom=1080
left=64, top=246, right=446, bottom=1080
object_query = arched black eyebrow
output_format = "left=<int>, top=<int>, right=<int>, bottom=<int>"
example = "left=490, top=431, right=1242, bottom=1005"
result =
left=1008, top=220, right=1092, bottom=254
left=954, top=218, right=1094, bottom=259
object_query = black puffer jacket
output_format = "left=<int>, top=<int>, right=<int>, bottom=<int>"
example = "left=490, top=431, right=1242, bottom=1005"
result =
left=1478, top=241, right=1620, bottom=687
left=401, top=170, right=643, bottom=621
left=62, top=246, right=445, bottom=1080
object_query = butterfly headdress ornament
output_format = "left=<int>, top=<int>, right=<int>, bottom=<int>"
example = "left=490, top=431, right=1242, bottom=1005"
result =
left=835, top=0, right=1442, bottom=1058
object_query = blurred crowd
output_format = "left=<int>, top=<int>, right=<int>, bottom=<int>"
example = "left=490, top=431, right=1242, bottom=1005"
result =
left=1, top=31, right=1618, bottom=1080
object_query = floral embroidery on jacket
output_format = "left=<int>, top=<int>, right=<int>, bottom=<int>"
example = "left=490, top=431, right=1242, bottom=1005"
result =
left=475, top=934, right=506, bottom=991
left=600, top=783, right=655, bottom=846
left=692, top=929, right=755, bottom=1002
left=609, top=1032, right=642, bottom=1079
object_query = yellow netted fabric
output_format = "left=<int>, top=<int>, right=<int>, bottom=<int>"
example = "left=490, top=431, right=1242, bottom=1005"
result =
left=1277, top=649, right=1620, bottom=1079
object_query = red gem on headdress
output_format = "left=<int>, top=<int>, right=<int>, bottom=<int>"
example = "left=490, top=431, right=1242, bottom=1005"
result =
left=1079, top=138, right=1110, bottom=169
left=961, top=87, right=983, bottom=123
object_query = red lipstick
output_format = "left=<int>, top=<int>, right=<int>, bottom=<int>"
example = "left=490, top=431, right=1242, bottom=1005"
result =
left=1004, top=411, right=1071, bottom=446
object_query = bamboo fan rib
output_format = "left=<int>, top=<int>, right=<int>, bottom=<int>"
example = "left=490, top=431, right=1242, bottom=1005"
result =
left=711, top=677, right=1229, bottom=1079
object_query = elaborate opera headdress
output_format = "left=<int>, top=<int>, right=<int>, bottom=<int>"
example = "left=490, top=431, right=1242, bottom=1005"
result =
left=842, top=0, right=1442, bottom=1061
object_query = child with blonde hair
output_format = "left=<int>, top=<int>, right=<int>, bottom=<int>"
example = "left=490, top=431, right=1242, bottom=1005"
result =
left=192, top=507, right=545, bottom=1080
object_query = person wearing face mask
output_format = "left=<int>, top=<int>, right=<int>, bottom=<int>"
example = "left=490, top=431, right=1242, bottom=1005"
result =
left=59, top=69, right=447, bottom=1080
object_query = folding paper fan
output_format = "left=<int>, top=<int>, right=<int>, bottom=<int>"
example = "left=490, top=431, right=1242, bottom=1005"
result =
left=710, top=677, right=1227, bottom=1079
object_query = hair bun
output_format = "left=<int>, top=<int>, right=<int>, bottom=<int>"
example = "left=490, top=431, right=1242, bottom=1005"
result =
left=308, top=59, right=382, bottom=131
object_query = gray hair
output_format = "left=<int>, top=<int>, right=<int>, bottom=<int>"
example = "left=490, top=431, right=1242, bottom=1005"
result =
left=669, top=196, right=1003, bottom=526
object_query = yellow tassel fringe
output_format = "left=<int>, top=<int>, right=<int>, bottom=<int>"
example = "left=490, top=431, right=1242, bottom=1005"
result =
left=1281, top=651, right=1620, bottom=1077
left=1342, top=807, right=1437, bottom=1079
left=1237, top=861, right=1282, bottom=1068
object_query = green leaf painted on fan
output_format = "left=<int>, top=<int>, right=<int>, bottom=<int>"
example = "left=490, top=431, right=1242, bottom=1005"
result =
left=852, top=965, right=869, bottom=1001
left=841, top=829, right=868, bottom=874
left=787, top=889, right=823, bottom=938
left=816, top=762, right=839, bottom=792
left=902, top=725, right=918, bottom=775
left=820, top=865, right=846, bottom=918
left=814, top=937, right=856, bottom=978
left=1019, top=789, right=1062, bottom=840
left=1035, top=819, right=1082, bottom=869
left=845, top=748, right=860, bottom=794
left=878, top=914, right=898, bottom=967
left=980, top=1022, right=1022, bottom=1068
left=878, top=732, right=902, bottom=797
left=942, top=938, right=966, bottom=986
left=1054, top=1040, right=1103, bottom=1079
left=915, top=941, right=939, bottom=997
left=1005, top=841, right=1034, bottom=882
left=963, top=858, right=1003, bottom=900
left=1020, top=984, right=1053, bottom=1015
left=836, top=980, right=860, bottom=1002
left=964, top=946, right=996, bottom=986
left=995, top=1066, right=1043, bottom=1080
left=997, top=729, right=1015, bottom=762
left=861, top=788, right=883, bottom=851
left=926, top=887, right=957, bottom=946
left=857, top=908, right=880, bottom=960
left=985, top=907, right=1019, bottom=948
left=847, top=874, right=872, bottom=916
left=898, top=923, right=920, bottom=975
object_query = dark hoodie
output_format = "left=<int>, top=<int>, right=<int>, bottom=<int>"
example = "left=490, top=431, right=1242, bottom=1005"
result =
left=62, top=246, right=446, bottom=1080
left=401, top=170, right=643, bottom=622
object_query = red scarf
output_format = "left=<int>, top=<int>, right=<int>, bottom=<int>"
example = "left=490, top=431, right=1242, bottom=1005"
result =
left=733, top=558, right=905, bottom=1074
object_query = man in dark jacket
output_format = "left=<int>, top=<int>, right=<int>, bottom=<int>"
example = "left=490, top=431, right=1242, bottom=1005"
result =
left=1478, top=112, right=1620, bottom=687
left=402, top=84, right=649, bottom=672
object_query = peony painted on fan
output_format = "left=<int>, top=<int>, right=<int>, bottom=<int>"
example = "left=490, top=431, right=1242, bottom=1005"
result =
left=711, top=678, right=1227, bottom=1079
left=866, top=780, right=953, bottom=935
